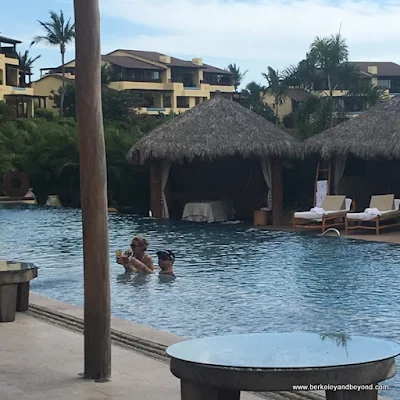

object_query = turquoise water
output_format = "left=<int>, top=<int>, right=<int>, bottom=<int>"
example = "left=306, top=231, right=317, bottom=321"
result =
left=0, top=204, right=399, bottom=397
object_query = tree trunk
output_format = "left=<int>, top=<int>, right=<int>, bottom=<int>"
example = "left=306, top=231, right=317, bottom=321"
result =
left=73, top=0, right=111, bottom=381
left=19, top=71, right=26, bottom=88
left=60, top=51, right=65, bottom=118
left=327, top=73, right=334, bottom=128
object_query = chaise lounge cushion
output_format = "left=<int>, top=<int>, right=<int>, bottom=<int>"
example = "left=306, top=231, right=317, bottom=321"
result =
left=347, top=197, right=400, bottom=221
left=294, top=196, right=350, bottom=222
left=370, top=194, right=395, bottom=211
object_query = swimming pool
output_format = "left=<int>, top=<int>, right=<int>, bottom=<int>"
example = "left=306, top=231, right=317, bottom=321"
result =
left=1, top=204, right=399, bottom=397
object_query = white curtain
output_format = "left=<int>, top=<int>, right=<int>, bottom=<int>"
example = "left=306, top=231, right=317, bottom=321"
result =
left=161, top=161, right=171, bottom=218
left=333, top=155, right=347, bottom=194
left=261, top=158, right=273, bottom=210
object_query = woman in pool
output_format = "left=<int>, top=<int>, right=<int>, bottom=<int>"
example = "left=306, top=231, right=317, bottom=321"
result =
left=117, top=235, right=154, bottom=274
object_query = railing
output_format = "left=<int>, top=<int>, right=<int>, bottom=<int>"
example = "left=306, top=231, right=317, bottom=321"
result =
left=200, top=80, right=232, bottom=86
left=169, top=78, right=195, bottom=86
left=0, top=50, right=18, bottom=59
left=115, top=78, right=162, bottom=83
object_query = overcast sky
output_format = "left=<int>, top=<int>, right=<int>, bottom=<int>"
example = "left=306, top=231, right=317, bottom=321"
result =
left=3, top=0, right=400, bottom=89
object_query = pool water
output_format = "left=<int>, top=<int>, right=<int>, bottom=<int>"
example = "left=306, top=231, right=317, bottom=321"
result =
left=1, top=205, right=399, bottom=397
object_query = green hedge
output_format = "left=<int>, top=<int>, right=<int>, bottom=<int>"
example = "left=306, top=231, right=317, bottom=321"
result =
left=0, top=112, right=162, bottom=212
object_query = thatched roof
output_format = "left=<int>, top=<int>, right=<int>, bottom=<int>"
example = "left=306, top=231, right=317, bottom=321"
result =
left=303, top=96, right=400, bottom=160
left=127, top=94, right=301, bottom=164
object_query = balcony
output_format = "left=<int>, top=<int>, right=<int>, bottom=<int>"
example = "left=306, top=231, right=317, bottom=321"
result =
left=108, top=80, right=169, bottom=91
left=0, top=49, right=18, bottom=59
left=201, top=79, right=232, bottom=87
left=2, top=86, right=34, bottom=97
left=113, top=77, right=162, bottom=84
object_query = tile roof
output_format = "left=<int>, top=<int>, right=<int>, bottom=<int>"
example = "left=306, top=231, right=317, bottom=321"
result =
left=102, top=55, right=165, bottom=70
left=118, top=49, right=198, bottom=68
left=350, top=62, right=400, bottom=77
left=115, top=50, right=231, bottom=73
left=34, top=74, right=75, bottom=84
left=286, top=88, right=314, bottom=102
left=0, top=35, right=21, bottom=45
left=203, top=64, right=232, bottom=74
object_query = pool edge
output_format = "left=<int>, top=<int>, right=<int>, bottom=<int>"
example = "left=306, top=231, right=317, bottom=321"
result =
left=27, top=293, right=391, bottom=400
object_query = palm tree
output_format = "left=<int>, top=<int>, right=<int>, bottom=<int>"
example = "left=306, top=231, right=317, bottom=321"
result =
left=32, top=10, right=75, bottom=117
left=227, top=63, right=248, bottom=91
left=240, top=82, right=276, bottom=123
left=262, top=67, right=287, bottom=123
left=17, top=48, right=41, bottom=87
left=282, top=57, right=321, bottom=91
left=308, top=33, right=359, bottom=97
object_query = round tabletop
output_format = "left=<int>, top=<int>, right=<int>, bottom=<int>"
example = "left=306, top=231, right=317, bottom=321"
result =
left=0, top=260, right=38, bottom=285
left=0, top=260, right=37, bottom=273
left=167, top=332, right=400, bottom=369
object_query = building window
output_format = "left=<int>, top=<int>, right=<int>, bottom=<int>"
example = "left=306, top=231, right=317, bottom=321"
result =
left=164, top=95, right=172, bottom=108
left=377, top=79, right=391, bottom=89
left=195, top=97, right=201, bottom=106
left=177, top=96, right=190, bottom=108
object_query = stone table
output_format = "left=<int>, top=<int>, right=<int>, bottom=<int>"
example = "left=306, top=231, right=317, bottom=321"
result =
left=167, top=332, right=400, bottom=400
left=0, top=260, right=38, bottom=322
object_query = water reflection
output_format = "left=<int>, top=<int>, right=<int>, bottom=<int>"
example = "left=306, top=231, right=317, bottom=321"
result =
left=116, top=272, right=134, bottom=284
left=158, top=274, right=176, bottom=285
left=131, top=273, right=151, bottom=287
left=320, top=332, right=352, bottom=355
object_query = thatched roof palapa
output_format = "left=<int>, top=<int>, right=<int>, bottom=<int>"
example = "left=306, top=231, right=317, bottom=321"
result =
left=127, top=94, right=301, bottom=164
left=303, top=96, right=400, bottom=160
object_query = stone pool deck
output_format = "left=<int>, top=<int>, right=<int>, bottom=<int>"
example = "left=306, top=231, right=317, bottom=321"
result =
left=0, top=293, right=391, bottom=400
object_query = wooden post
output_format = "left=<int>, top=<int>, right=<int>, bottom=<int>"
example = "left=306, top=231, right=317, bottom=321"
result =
left=73, top=0, right=111, bottom=381
left=150, top=162, right=162, bottom=217
left=271, top=158, right=283, bottom=227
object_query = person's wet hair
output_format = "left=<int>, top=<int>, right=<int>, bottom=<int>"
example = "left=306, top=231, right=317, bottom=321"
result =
left=131, top=236, right=148, bottom=250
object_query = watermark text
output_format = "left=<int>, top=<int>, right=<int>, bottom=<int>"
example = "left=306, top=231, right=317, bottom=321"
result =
left=292, top=384, right=389, bottom=391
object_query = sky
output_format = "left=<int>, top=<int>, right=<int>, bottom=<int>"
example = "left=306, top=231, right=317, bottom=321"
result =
left=2, top=0, right=400, bottom=88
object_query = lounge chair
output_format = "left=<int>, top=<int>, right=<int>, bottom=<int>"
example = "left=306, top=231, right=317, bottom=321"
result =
left=346, top=194, right=400, bottom=235
left=293, top=195, right=353, bottom=233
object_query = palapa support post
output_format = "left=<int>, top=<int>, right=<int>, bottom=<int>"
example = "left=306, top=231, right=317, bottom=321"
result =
left=271, top=158, right=283, bottom=227
left=150, top=162, right=163, bottom=218
left=74, top=0, right=111, bottom=381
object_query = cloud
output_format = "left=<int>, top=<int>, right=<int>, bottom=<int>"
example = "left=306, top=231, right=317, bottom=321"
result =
left=99, top=0, right=400, bottom=67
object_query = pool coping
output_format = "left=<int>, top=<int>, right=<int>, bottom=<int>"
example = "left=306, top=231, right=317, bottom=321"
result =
left=27, top=293, right=392, bottom=400
left=29, top=292, right=185, bottom=347
left=255, top=225, right=400, bottom=246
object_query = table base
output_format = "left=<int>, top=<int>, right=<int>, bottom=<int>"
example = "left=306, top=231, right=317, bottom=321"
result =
left=16, top=282, right=30, bottom=311
left=181, top=381, right=240, bottom=400
left=0, top=284, right=18, bottom=322
left=326, top=389, right=377, bottom=400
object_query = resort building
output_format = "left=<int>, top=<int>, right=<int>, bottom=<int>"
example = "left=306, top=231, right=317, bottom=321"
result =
left=263, top=88, right=315, bottom=121
left=265, top=61, right=400, bottom=121
left=33, top=49, right=234, bottom=115
left=316, top=61, right=399, bottom=117
left=0, top=36, right=43, bottom=117
left=350, top=61, right=400, bottom=96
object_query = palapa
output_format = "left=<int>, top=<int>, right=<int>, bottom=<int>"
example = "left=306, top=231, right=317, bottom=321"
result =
left=303, top=95, right=400, bottom=160
left=127, top=93, right=301, bottom=164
